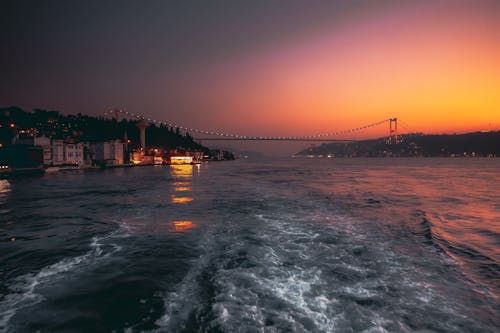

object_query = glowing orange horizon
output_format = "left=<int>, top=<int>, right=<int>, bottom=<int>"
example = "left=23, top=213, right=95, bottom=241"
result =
left=165, top=1, right=499, bottom=138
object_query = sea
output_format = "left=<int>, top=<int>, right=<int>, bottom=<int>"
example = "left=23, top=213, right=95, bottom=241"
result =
left=0, top=158, right=498, bottom=333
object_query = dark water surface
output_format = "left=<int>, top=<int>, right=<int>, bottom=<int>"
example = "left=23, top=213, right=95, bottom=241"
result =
left=0, top=158, right=499, bottom=332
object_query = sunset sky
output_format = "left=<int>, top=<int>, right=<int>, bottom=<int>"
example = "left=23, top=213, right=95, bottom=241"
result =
left=1, top=0, right=499, bottom=145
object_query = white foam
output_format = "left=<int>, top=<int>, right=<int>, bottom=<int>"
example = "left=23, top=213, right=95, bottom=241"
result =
left=209, top=282, right=266, bottom=332
left=342, top=285, right=377, bottom=298
left=0, top=228, right=127, bottom=333
left=212, top=303, right=229, bottom=323
left=154, top=258, right=205, bottom=331
left=154, top=205, right=478, bottom=332
left=261, top=271, right=338, bottom=331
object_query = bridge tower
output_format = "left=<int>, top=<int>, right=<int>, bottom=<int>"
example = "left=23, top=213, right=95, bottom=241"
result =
left=389, top=118, right=398, bottom=144
left=136, top=120, right=148, bottom=152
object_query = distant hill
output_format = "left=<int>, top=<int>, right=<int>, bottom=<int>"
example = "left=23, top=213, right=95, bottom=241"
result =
left=295, top=131, right=500, bottom=157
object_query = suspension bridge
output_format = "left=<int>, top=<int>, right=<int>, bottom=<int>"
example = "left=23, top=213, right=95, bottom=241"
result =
left=104, top=109, right=413, bottom=143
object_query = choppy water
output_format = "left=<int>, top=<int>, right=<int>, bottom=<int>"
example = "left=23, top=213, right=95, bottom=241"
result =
left=0, top=158, right=499, bottom=332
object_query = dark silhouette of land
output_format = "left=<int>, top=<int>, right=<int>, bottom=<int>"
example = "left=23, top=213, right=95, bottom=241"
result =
left=0, top=106, right=209, bottom=153
left=296, top=132, right=499, bottom=157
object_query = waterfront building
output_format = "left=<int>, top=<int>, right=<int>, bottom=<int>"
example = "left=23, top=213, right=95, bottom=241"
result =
left=29, top=137, right=93, bottom=167
left=51, top=140, right=65, bottom=165
left=33, top=136, right=53, bottom=165
left=0, top=144, right=44, bottom=173
left=170, top=156, right=193, bottom=164
left=64, top=142, right=84, bottom=165
left=91, top=140, right=124, bottom=166
left=130, top=151, right=154, bottom=165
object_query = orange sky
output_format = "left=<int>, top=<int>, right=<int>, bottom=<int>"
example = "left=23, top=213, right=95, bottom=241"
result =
left=1, top=0, right=498, bottom=140
left=167, top=1, right=499, bottom=138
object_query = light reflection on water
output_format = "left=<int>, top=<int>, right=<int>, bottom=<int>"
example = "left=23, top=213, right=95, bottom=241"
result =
left=0, top=179, right=11, bottom=194
left=1, top=159, right=499, bottom=332
left=170, top=220, right=196, bottom=232
left=300, top=158, right=500, bottom=296
left=170, top=165, right=194, bottom=204
left=174, top=186, right=191, bottom=192
left=0, top=180, right=11, bottom=214
left=170, top=196, right=193, bottom=204
left=170, top=165, right=193, bottom=178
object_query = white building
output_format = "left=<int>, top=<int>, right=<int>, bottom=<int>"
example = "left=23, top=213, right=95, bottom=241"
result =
left=32, top=136, right=122, bottom=167
left=64, top=142, right=86, bottom=166
left=51, top=140, right=65, bottom=165
left=91, top=140, right=124, bottom=166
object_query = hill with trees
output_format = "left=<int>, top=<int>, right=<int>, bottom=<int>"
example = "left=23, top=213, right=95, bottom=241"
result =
left=0, top=106, right=209, bottom=153
left=296, top=132, right=500, bottom=157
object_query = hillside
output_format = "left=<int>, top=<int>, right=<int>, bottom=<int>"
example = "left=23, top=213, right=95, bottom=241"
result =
left=296, top=132, right=500, bottom=157
left=0, top=106, right=209, bottom=153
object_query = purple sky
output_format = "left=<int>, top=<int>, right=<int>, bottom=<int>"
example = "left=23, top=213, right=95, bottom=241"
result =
left=1, top=0, right=498, bottom=154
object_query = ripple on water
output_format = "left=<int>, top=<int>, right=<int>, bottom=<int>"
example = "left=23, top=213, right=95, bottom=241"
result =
left=0, top=227, right=128, bottom=333
left=154, top=208, right=498, bottom=332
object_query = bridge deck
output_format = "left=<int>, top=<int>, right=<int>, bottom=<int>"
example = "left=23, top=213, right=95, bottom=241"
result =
left=194, top=138, right=357, bottom=142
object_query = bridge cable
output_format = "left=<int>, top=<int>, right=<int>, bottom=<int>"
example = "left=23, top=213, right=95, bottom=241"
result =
left=104, top=109, right=392, bottom=140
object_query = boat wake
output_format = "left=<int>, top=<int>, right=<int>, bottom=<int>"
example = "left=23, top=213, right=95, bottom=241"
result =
left=0, top=227, right=128, bottom=333
left=152, top=206, right=495, bottom=332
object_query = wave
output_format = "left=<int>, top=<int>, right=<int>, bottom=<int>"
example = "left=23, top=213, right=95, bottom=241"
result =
left=0, top=227, right=128, bottom=333
left=415, top=211, right=499, bottom=298
left=153, top=204, right=500, bottom=332
left=152, top=212, right=408, bottom=332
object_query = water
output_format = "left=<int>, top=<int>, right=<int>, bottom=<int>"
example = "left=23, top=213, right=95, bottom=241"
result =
left=0, top=158, right=498, bottom=332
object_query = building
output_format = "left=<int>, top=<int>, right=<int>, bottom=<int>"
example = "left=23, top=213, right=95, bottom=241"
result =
left=91, top=140, right=124, bottom=166
left=11, top=131, right=124, bottom=168
left=130, top=151, right=154, bottom=165
left=170, top=156, right=193, bottom=164
left=0, top=144, right=44, bottom=172
left=64, top=142, right=89, bottom=166
left=51, top=140, right=65, bottom=165
left=34, top=136, right=52, bottom=165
